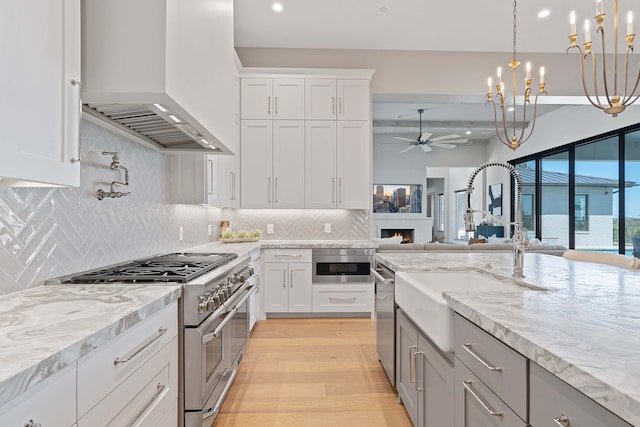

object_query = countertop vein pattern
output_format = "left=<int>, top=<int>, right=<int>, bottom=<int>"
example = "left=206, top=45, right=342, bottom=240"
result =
left=0, top=285, right=182, bottom=407
left=375, top=251, right=640, bottom=426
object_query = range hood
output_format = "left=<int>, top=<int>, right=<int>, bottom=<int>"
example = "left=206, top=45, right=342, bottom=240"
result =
left=82, top=0, right=237, bottom=154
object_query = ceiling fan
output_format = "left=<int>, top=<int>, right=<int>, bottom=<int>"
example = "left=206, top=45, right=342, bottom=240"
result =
left=393, top=109, right=468, bottom=153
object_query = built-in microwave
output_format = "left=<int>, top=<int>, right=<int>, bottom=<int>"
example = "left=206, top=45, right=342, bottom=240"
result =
left=312, top=248, right=374, bottom=283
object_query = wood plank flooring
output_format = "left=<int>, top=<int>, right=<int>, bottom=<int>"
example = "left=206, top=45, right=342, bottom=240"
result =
left=215, top=318, right=412, bottom=426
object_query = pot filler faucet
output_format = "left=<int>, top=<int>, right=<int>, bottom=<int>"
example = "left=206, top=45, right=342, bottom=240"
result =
left=465, top=161, right=531, bottom=278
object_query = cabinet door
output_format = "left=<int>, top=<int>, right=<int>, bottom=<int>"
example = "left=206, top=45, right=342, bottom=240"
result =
left=288, top=263, right=312, bottom=312
left=305, top=79, right=337, bottom=120
left=273, top=121, right=305, bottom=208
left=337, top=121, right=370, bottom=209
left=337, top=80, right=370, bottom=121
left=241, top=120, right=273, bottom=208
left=169, top=154, right=212, bottom=205
left=263, top=262, right=289, bottom=313
left=305, top=121, right=337, bottom=208
left=218, top=154, right=239, bottom=208
left=396, top=310, right=418, bottom=426
left=0, top=0, right=81, bottom=187
left=418, top=334, right=454, bottom=427
left=273, top=79, right=305, bottom=119
left=241, top=78, right=273, bottom=119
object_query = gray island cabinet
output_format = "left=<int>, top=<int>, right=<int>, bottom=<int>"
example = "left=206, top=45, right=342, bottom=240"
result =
left=396, top=308, right=454, bottom=427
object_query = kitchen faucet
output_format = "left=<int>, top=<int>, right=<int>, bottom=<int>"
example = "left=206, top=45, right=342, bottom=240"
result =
left=97, top=152, right=131, bottom=200
left=465, top=161, right=531, bottom=278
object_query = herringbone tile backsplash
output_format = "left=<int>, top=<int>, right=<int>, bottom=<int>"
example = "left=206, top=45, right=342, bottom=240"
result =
left=0, top=120, right=220, bottom=295
left=222, top=209, right=370, bottom=240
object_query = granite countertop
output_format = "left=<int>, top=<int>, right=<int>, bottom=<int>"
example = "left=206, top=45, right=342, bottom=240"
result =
left=0, top=284, right=182, bottom=408
left=375, top=251, right=640, bottom=426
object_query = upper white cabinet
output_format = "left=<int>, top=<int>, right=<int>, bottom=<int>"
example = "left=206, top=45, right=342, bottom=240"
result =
left=241, top=120, right=305, bottom=208
left=169, top=154, right=218, bottom=205
left=241, top=78, right=305, bottom=120
left=305, top=79, right=370, bottom=120
left=0, top=0, right=81, bottom=187
left=305, top=121, right=371, bottom=209
left=82, top=0, right=237, bottom=154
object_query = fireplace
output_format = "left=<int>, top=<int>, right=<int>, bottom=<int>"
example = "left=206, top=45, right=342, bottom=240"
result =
left=381, top=228, right=415, bottom=244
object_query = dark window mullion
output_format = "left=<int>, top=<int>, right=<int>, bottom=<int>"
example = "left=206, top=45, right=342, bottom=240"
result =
left=535, top=158, right=542, bottom=240
left=619, top=132, right=626, bottom=254
left=568, top=147, right=576, bottom=249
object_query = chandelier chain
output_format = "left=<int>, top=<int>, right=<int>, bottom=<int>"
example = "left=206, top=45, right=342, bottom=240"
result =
left=512, top=0, right=517, bottom=64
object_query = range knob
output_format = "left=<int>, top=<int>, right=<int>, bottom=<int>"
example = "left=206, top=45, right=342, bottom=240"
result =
left=229, top=274, right=245, bottom=285
left=197, top=295, right=208, bottom=313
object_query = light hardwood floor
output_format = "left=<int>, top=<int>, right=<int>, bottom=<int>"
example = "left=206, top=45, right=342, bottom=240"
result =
left=215, top=318, right=412, bottom=426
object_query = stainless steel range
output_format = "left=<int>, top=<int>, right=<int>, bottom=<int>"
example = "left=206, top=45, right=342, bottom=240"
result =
left=48, top=251, right=256, bottom=427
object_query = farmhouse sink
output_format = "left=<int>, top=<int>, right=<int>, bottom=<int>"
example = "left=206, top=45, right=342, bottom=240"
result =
left=395, top=271, right=535, bottom=353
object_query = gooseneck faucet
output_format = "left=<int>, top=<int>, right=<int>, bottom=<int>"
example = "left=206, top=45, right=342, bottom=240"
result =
left=465, top=161, right=531, bottom=278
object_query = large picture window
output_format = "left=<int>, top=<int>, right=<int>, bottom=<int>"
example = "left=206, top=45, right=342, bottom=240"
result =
left=575, top=194, right=589, bottom=232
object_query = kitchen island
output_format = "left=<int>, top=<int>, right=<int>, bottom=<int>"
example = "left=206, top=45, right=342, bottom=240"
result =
left=375, top=251, right=640, bottom=426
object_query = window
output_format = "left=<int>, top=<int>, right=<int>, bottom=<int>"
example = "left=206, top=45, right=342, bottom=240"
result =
left=436, top=193, right=445, bottom=232
left=454, top=190, right=468, bottom=240
left=521, top=194, right=534, bottom=232
left=575, top=194, right=589, bottom=232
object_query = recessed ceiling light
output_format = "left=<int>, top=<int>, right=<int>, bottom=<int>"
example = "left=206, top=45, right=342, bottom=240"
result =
left=508, top=107, right=515, bottom=112
left=538, top=9, right=550, bottom=18
left=465, top=130, right=471, bottom=135
left=272, top=2, right=283, bottom=12
left=379, top=6, right=388, bottom=13
left=396, top=114, right=409, bottom=119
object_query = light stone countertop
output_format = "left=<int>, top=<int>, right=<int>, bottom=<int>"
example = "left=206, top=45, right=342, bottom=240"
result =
left=375, top=251, right=640, bottom=426
left=0, top=284, right=182, bottom=408
left=188, top=239, right=376, bottom=253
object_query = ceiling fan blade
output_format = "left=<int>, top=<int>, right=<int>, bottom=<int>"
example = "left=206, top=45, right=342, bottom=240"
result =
left=419, top=132, right=433, bottom=142
left=439, top=139, right=468, bottom=143
left=430, top=142, right=456, bottom=149
left=430, top=134, right=461, bottom=141
left=393, top=136, right=417, bottom=142
left=420, top=145, right=432, bottom=153
left=400, top=145, right=416, bottom=153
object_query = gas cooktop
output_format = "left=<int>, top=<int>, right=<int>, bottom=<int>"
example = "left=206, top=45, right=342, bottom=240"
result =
left=66, top=252, right=238, bottom=283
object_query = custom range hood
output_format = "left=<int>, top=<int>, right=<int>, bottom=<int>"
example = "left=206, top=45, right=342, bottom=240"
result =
left=82, top=0, right=237, bottom=154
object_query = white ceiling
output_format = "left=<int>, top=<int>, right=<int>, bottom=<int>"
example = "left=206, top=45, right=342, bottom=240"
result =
left=234, top=0, right=639, bottom=143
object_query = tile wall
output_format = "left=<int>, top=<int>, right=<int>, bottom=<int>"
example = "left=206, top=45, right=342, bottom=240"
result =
left=0, top=120, right=220, bottom=295
left=221, top=208, right=370, bottom=240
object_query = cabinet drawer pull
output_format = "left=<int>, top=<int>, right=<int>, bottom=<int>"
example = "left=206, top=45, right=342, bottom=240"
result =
left=127, top=383, right=166, bottom=427
left=462, top=380, right=503, bottom=418
left=332, top=96, right=335, bottom=114
left=462, top=343, right=503, bottom=373
left=553, top=414, right=570, bottom=427
left=408, top=345, right=418, bottom=384
left=208, top=159, right=214, bottom=195
left=24, top=420, right=41, bottom=427
left=114, top=327, right=168, bottom=365
left=274, top=254, right=303, bottom=258
left=268, top=96, right=271, bottom=114
left=328, top=297, right=357, bottom=302
left=70, top=79, right=82, bottom=164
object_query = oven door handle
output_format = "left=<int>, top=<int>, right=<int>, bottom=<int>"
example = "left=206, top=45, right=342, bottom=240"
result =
left=202, top=285, right=256, bottom=344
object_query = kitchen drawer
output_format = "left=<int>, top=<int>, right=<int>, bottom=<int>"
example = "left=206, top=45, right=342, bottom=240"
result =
left=455, top=360, right=526, bottom=427
left=454, top=314, right=527, bottom=420
left=530, top=362, right=632, bottom=427
left=77, top=300, right=178, bottom=417
left=0, top=362, right=76, bottom=427
left=312, top=283, right=373, bottom=312
left=77, top=336, right=178, bottom=427
left=263, top=248, right=311, bottom=263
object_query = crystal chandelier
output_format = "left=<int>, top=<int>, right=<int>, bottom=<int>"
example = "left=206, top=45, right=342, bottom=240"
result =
left=567, top=0, right=639, bottom=117
left=486, top=0, right=547, bottom=151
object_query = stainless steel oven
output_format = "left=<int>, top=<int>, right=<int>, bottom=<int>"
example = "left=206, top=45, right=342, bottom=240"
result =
left=184, top=279, right=255, bottom=427
left=312, top=248, right=374, bottom=283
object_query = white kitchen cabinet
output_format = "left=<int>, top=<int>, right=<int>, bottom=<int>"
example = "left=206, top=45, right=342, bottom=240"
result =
left=263, top=249, right=312, bottom=313
left=77, top=301, right=178, bottom=419
left=169, top=153, right=219, bottom=205
left=396, top=309, right=454, bottom=427
left=305, top=121, right=371, bottom=209
left=312, top=283, right=374, bottom=314
left=249, top=248, right=262, bottom=328
left=305, top=79, right=370, bottom=120
left=241, top=78, right=305, bottom=120
left=218, top=153, right=240, bottom=208
left=0, top=0, right=81, bottom=187
left=0, top=362, right=77, bottom=427
left=241, top=120, right=305, bottom=208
